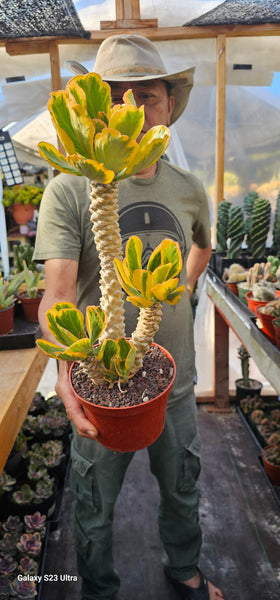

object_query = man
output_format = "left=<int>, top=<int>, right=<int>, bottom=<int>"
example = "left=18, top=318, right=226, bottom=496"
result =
left=34, top=34, right=223, bottom=600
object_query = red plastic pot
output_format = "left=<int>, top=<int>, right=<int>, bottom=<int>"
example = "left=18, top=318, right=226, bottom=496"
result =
left=256, top=307, right=276, bottom=344
left=226, top=282, right=238, bottom=296
left=245, top=291, right=269, bottom=315
left=69, top=343, right=176, bottom=452
left=18, top=292, right=43, bottom=322
left=0, top=303, right=15, bottom=334
left=12, top=203, right=34, bottom=225
left=261, top=446, right=280, bottom=486
left=272, top=320, right=280, bottom=350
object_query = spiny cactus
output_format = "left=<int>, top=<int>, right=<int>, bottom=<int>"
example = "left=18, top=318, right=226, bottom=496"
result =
left=250, top=198, right=271, bottom=258
left=227, top=205, right=245, bottom=259
left=237, top=344, right=250, bottom=387
left=271, top=192, right=280, bottom=256
left=216, top=200, right=231, bottom=253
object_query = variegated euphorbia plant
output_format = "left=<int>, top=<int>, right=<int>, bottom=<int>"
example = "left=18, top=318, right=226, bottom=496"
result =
left=37, top=72, right=185, bottom=385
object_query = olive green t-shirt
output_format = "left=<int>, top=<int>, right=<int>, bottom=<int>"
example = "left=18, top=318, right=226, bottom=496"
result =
left=34, top=158, right=210, bottom=403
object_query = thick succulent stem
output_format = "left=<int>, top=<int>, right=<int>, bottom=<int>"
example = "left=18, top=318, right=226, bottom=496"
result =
left=89, top=181, right=125, bottom=340
left=79, top=358, right=105, bottom=386
left=130, top=303, right=162, bottom=374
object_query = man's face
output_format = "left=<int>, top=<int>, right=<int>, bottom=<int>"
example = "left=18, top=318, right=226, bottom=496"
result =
left=110, top=80, right=174, bottom=141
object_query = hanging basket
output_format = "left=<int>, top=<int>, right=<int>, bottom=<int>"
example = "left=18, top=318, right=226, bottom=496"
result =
left=69, top=343, right=176, bottom=452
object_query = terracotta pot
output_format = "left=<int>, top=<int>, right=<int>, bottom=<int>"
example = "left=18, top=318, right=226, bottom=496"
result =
left=18, top=292, right=43, bottom=322
left=245, top=291, right=269, bottom=315
left=261, top=446, right=280, bottom=486
left=226, top=281, right=238, bottom=296
left=12, top=203, right=34, bottom=225
left=0, top=303, right=15, bottom=334
left=69, top=343, right=176, bottom=452
left=275, top=290, right=280, bottom=299
left=272, top=320, right=280, bottom=350
left=256, top=307, right=276, bottom=344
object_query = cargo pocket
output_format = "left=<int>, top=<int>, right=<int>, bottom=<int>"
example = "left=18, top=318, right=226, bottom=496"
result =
left=179, top=432, right=201, bottom=493
left=70, top=440, right=100, bottom=513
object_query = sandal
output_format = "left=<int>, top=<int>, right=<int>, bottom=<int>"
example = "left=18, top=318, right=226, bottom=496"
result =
left=165, top=567, right=210, bottom=600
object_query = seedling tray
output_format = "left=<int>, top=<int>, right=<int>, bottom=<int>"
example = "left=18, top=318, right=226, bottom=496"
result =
left=0, top=315, right=41, bottom=350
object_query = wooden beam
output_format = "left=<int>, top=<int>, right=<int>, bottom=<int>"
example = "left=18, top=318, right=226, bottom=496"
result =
left=215, top=34, right=226, bottom=215
left=115, top=0, right=141, bottom=20
left=3, top=23, right=280, bottom=53
left=100, top=19, right=158, bottom=30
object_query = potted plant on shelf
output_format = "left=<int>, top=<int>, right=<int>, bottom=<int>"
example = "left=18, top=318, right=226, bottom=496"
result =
left=235, top=344, right=263, bottom=405
left=36, top=72, right=184, bottom=452
left=261, top=445, right=280, bottom=486
left=0, top=272, right=25, bottom=334
left=272, top=313, right=280, bottom=350
left=17, top=261, right=44, bottom=322
left=2, top=185, right=43, bottom=227
left=256, top=300, right=280, bottom=344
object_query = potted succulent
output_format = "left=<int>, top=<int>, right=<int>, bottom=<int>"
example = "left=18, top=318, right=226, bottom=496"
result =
left=17, top=261, right=45, bottom=322
left=0, top=272, right=25, bottom=334
left=256, top=300, right=280, bottom=344
left=9, top=577, right=37, bottom=599
left=2, top=185, right=43, bottom=226
left=261, top=445, right=280, bottom=486
left=36, top=72, right=184, bottom=452
left=235, top=345, right=263, bottom=404
left=272, top=313, right=280, bottom=350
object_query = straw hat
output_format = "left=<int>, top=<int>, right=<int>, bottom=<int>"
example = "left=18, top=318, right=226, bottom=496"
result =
left=67, top=34, right=195, bottom=124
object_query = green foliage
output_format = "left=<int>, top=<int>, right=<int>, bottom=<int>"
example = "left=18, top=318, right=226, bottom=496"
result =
left=0, top=272, right=25, bottom=309
left=2, top=185, right=43, bottom=207
left=271, top=192, right=280, bottom=256
left=13, top=243, right=37, bottom=273
left=21, top=261, right=44, bottom=298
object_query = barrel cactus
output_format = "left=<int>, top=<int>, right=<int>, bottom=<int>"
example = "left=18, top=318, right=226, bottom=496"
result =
left=271, top=192, right=280, bottom=256
left=216, top=200, right=231, bottom=253
left=227, top=205, right=245, bottom=259
left=249, top=198, right=271, bottom=258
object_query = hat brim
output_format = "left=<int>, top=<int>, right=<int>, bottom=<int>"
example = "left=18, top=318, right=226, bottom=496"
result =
left=65, top=61, right=195, bottom=124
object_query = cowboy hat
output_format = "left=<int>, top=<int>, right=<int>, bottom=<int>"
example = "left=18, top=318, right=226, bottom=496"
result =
left=66, top=34, right=195, bottom=125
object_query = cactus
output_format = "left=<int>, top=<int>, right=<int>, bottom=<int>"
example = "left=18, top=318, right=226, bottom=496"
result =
left=227, top=205, right=245, bottom=259
left=249, top=198, right=271, bottom=258
left=271, top=192, right=280, bottom=256
left=252, top=281, right=275, bottom=301
left=237, top=345, right=250, bottom=388
left=216, top=200, right=231, bottom=253
left=243, top=191, right=259, bottom=252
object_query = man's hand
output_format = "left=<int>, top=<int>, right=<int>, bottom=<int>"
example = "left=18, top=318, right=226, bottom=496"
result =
left=55, top=362, right=98, bottom=440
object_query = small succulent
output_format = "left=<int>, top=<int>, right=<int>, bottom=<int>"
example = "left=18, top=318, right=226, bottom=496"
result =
left=45, top=393, right=65, bottom=412
left=237, top=345, right=250, bottom=388
left=12, top=484, right=35, bottom=505
left=13, top=242, right=38, bottom=274
left=27, top=463, right=48, bottom=482
left=0, top=471, right=16, bottom=495
left=2, top=515, right=22, bottom=535
left=34, top=475, right=55, bottom=502
left=25, top=440, right=65, bottom=469
left=36, top=410, right=70, bottom=437
left=0, top=556, right=17, bottom=576
left=262, top=445, right=280, bottom=466
left=16, top=532, right=42, bottom=557
left=9, top=577, right=37, bottom=598
left=252, top=281, right=275, bottom=302
left=0, top=534, right=19, bottom=558
left=28, top=392, right=46, bottom=415
left=18, top=556, right=39, bottom=576
left=24, top=512, right=46, bottom=534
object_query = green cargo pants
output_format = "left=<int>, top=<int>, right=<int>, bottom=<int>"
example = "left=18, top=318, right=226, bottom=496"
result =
left=70, top=391, right=202, bottom=600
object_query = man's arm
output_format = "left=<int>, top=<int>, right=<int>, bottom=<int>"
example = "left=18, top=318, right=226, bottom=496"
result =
left=39, top=258, right=98, bottom=439
left=186, top=243, right=212, bottom=297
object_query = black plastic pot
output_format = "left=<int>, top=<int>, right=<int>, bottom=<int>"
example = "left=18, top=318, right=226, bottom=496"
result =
left=235, top=378, right=263, bottom=405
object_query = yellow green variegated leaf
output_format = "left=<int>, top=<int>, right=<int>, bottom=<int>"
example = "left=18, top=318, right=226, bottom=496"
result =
left=36, top=339, right=69, bottom=359
left=116, top=338, right=135, bottom=361
left=64, top=338, right=92, bottom=358
left=92, top=118, right=107, bottom=134
left=126, top=295, right=154, bottom=308
left=123, top=89, right=137, bottom=106
left=109, top=105, right=144, bottom=140
left=94, top=129, right=138, bottom=176
left=114, top=258, right=141, bottom=297
left=68, top=155, right=115, bottom=183
left=150, top=264, right=173, bottom=286
left=164, top=284, right=186, bottom=305
left=46, top=307, right=85, bottom=346
left=156, top=239, right=182, bottom=278
left=38, top=143, right=79, bottom=175
left=55, top=307, right=86, bottom=339
left=152, top=278, right=181, bottom=302
left=85, top=305, right=106, bottom=344
left=51, top=301, right=76, bottom=311
left=132, top=270, right=153, bottom=299
left=48, top=92, right=95, bottom=158
left=122, top=126, right=170, bottom=178
left=97, top=339, right=118, bottom=370
left=125, top=236, right=142, bottom=272
left=97, top=111, right=109, bottom=125
left=66, top=73, right=111, bottom=120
